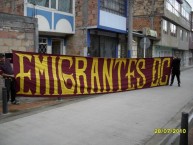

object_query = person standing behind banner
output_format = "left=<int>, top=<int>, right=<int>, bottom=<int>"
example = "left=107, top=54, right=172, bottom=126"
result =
left=170, top=54, right=181, bottom=87
left=0, top=53, right=19, bottom=105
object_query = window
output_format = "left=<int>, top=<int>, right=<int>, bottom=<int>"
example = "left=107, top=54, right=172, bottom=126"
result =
left=28, top=0, right=49, bottom=7
left=39, top=38, right=47, bottom=53
left=58, top=0, right=72, bottom=13
left=100, top=0, right=126, bottom=16
left=180, top=29, right=183, bottom=40
left=170, top=23, right=177, bottom=37
left=174, top=1, right=179, bottom=16
left=191, top=33, right=193, bottom=42
left=181, top=7, right=190, bottom=21
left=28, top=0, right=72, bottom=13
left=166, top=0, right=180, bottom=17
left=163, top=20, right=168, bottom=34
left=185, top=31, right=188, bottom=41
left=166, top=0, right=172, bottom=12
left=51, top=0, right=56, bottom=9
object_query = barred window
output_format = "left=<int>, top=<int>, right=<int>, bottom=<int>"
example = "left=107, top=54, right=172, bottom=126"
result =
left=100, top=0, right=126, bottom=16
left=38, top=38, right=47, bottom=53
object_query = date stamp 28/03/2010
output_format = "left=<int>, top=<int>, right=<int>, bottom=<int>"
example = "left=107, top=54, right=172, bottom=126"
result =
left=154, top=128, right=186, bottom=134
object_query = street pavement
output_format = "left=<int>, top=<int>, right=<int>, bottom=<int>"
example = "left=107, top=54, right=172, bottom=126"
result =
left=0, top=68, right=193, bottom=145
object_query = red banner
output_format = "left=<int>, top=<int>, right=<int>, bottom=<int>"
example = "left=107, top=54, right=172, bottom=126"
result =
left=13, top=51, right=172, bottom=97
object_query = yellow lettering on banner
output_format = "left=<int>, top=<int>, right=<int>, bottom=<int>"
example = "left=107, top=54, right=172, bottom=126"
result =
left=34, top=55, right=50, bottom=95
left=91, top=58, right=101, bottom=93
left=126, top=59, right=137, bottom=90
left=75, top=57, right=88, bottom=94
left=103, top=59, right=114, bottom=93
left=160, top=58, right=171, bottom=85
left=115, top=59, right=126, bottom=91
left=15, top=53, right=32, bottom=95
left=136, top=59, right=146, bottom=89
left=51, top=56, right=59, bottom=95
left=151, top=58, right=161, bottom=87
left=58, top=57, right=75, bottom=94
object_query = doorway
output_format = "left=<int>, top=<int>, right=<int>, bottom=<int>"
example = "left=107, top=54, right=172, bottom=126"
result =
left=52, top=39, right=62, bottom=55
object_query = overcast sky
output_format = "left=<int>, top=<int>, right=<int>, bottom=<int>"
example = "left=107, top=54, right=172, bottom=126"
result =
left=186, top=0, right=193, bottom=10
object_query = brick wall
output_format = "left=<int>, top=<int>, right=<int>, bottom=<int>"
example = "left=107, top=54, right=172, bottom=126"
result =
left=66, top=29, right=85, bottom=56
left=133, top=0, right=164, bottom=38
left=0, top=0, right=24, bottom=16
left=87, top=0, right=98, bottom=26
left=133, top=0, right=164, bottom=16
left=0, top=13, right=38, bottom=99
left=0, top=13, right=37, bottom=53
left=133, top=16, right=162, bottom=38
left=66, top=0, right=98, bottom=56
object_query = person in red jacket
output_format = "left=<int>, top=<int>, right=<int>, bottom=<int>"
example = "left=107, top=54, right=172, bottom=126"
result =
left=170, top=54, right=181, bottom=87
left=0, top=53, right=19, bottom=104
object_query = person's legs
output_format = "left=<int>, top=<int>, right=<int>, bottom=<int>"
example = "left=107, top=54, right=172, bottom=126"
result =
left=10, top=79, right=19, bottom=104
left=10, top=79, right=16, bottom=102
left=170, top=73, right=175, bottom=86
left=176, top=71, right=181, bottom=87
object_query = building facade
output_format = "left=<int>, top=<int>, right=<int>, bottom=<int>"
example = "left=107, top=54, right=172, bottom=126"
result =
left=0, top=0, right=75, bottom=55
left=71, top=0, right=128, bottom=58
left=190, top=12, right=193, bottom=65
left=0, top=0, right=192, bottom=63
left=0, top=0, right=129, bottom=58
left=133, top=0, right=192, bottom=66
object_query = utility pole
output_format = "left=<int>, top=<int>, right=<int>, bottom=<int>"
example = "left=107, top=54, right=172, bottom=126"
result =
left=150, top=0, right=155, bottom=29
left=127, top=0, right=134, bottom=58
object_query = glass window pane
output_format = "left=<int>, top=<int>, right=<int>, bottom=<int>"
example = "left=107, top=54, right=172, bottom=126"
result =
left=51, top=0, right=56, bottom=9
left=28, top=0, right=35, bottom=4
left=58, top=0, right=72, bottom=13
left=100, top=0, right=126, bottom=16
left=34, top=0, right=49, bottom=7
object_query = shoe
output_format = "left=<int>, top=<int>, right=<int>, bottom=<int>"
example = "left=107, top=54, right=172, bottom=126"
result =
left=11, top=100, right=20, bottom=105
left=170, top=84, right=172, bottom=86
left=178, top=84, right=180, bottom=87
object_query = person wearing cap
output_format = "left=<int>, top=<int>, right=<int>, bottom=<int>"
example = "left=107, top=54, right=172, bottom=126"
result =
left=0, top=53, right=19, bottom=105
left=170, top=54, right=181, bottom=87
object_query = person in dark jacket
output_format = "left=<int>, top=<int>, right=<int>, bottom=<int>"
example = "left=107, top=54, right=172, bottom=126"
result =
left=170, top=54, right=181, bottom=87
left=0, top=53, right=19, bottom=104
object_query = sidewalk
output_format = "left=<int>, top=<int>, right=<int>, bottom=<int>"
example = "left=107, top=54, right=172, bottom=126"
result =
left=0, top=97, right=60, bottom=114
left=0, top=67, right=193, bottom=145
left=1, top=65, right=192, bottom=117
left=0, top=96, right=83, bottom=118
